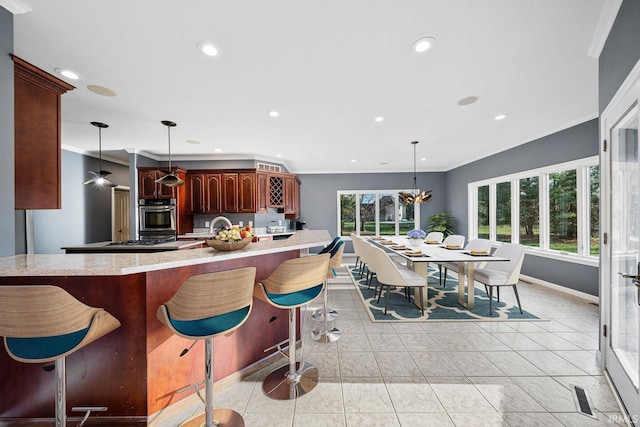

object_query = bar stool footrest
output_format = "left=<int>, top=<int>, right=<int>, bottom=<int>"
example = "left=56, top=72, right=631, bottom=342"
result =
left=311, top=325, right=342, bottom=343
left=311, top=308, right=338, bottom=322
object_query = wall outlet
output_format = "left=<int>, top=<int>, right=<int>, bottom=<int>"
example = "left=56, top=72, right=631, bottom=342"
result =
left=205, top=221, right=210, bottom=227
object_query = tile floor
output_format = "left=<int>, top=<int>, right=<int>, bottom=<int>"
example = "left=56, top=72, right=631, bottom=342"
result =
left=159, top=256, right=628, bottom=427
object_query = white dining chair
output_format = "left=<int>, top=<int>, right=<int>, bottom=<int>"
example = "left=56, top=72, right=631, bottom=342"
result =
left=368, top=245, right=426, bottom=316
left=473, top=243, right=527, bottom=316
left=424, top=232, right=444, bottom=244
left=439, top=238, right=492, bottom=287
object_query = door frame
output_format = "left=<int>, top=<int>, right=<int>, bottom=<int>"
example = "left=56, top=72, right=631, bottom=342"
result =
left=600, top=57, right=640, bottom=424
left=111, top=185, right=131, bottom=241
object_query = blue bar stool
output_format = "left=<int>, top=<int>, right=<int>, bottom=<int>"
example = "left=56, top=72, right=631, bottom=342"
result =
left=157, top=267, right=257, bottom=427
left=0, top=285, right=121, bottom=427
left=311, top=236, right=342, bottom=323
left=254, top=253, right=331, bottom=400
left=311, top=240, right=345, bottom=343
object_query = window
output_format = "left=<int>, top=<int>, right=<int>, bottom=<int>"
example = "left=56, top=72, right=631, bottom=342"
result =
left=468, top=156, right=598, bottom=264
left=338, top=190, right=420, bottom=237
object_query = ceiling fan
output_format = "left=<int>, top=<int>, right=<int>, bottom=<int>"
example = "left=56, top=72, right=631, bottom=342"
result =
left=155, top=120, right=184, bottom=187
left=84, top=121, right=117, bottom=187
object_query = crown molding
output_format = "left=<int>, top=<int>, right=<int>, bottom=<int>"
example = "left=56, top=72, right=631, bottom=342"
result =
left=0, top=0, right=32, bottom=14
left=588, top=0, right=622, bottom=58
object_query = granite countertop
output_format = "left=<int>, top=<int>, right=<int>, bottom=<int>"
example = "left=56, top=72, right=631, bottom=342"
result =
left=61, top=240, right=204, bottom=252
left=177, top=230, right=296, bottom=240
left=0, top=230, right=332, bottom=277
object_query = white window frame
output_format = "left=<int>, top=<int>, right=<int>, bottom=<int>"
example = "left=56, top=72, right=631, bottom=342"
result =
left=337, top=190, right=421, bottom=238
left=468, top=156, right=599, bottom=266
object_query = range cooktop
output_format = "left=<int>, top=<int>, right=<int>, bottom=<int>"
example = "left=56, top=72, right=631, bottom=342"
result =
left=108, top=239, right=172, bottom=246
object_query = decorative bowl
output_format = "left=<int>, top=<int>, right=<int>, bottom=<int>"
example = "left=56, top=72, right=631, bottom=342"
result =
left=205, top=236, right=252, bottom=251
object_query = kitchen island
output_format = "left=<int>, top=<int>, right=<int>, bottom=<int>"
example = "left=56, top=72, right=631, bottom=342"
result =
left=61, top=239, right=205, bottom=254
left=0, top=230, right=332, bottom=425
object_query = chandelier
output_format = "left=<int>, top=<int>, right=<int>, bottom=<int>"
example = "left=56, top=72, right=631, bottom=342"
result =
left=399, top=141, right=432, bottom=204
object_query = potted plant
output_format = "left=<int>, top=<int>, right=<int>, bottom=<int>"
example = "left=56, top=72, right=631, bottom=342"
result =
left=427, top=212, right=456, bottom=237
left=407, top=229, right=427, bottom=245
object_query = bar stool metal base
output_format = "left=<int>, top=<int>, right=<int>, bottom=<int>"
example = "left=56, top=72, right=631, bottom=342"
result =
left=179, top=408, right=244, bottom=427
left=311, top=308, right=338, bottom=322
left=262, top=362, right=319, bottom=400
left=311, top=325, right=342, bottom=343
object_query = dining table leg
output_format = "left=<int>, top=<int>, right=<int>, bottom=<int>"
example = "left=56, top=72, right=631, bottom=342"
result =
left=410, top=261, right=429, bottom=309
left=466, top=262, right=475, bottom=309
left=457, top=261, right=475, bottom=309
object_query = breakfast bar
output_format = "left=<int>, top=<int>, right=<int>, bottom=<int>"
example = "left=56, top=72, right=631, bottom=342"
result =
left=0, top=230, right=331, bottom=425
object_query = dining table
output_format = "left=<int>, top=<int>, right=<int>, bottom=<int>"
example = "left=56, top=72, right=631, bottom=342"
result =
left=366, top=236, right=509, bottom=310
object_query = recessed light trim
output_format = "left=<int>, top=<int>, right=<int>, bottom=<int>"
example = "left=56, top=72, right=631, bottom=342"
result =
left=351, top=159, right=357, bottom=163
left=374, top=116, right=384, bottom=122
left=494, top=114, right=507, bottom=121
left=213, top=148, right=222, bottom=152
left=411, top=37, right=436, bottom=53
left=268, top=110, right=280, bottom=118
left=275, top=153, right=282, bottom=158
left=55, top=68, right=80, bottom=80
left=197, top=41, right=221, bottom=57
left=87, top=85, right=117, bottom=97
left=457, top=96, right=479, bottom=106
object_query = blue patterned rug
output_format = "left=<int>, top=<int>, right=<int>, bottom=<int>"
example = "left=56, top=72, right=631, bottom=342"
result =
left=348, top=265, right=544, bottom=322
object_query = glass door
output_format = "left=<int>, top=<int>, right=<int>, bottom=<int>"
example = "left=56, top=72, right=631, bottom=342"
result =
left=603, top=87, right=640, bottom=423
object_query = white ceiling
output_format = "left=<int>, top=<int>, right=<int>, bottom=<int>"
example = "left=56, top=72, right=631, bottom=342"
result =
left=10, top=0, right=608, bottom=174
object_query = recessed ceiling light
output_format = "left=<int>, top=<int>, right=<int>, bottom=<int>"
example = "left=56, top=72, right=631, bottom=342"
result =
left=268, top=110, right=279, bottom=118
left=87, top=85, right=117, bottom=97
left=54, top=68, right=80, bottom=80
left=351, top=159, right=357, bottom=163
left=197, top=41, right=220, bottom=57
left=420, top=157, right=427, bottom=161
left=411, top=37, right=436, bottom=53
left=457, top=96, right=479, bottom=106
left=275, top=153, right=282, bottom=157
left=374, top=116, right=384, bottom=122
left=494, top=114, right=507, bottom=121
left=186, top=139, right=201, bottom=145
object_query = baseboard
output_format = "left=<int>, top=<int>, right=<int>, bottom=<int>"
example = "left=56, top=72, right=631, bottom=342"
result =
left=519, top=273, right=599, bottom=304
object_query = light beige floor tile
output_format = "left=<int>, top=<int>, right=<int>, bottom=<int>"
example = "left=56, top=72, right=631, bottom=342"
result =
left=334, top=319, right=366, bottom=334
left=553, top=350, right=602, bottom=375
left=420, top=321, right=485, bottom=334
left=396, top=412, right=454, bottom=426
left=294, top=378, right=344, bottom=414
left=554, top=331, right=600, bottom=350
left=510, top=376, right=576, bottom=412
left=341, top=377, right=395, bottom=414
left=481, top=351, right=546, bottom=376
left=427, top=333, right=477, bottom=351
left=498, top=321, right=548, bottom=333
left=345, top=413, right=401, bottom=427
left=447, top=412, right=508, bottom=426
left=426, top=376, right=471, bottom=384
left=501, top=412, right=564, bottom=426
left=447, top=351, right=505, bottom=377
left=338, top=351, right=382, bottom=377
left=536, top=319, right=579, bottom=333
left=398, top=333, right=442, bottom=351
left=552, top=375, right=622, bottom=413
left=411, top=351, right=465, bottom=377
left=375, top=351, right=423, bottom=378
left=307, top=350, right=341, bottom=377
left=459, top=333, right=511, bottom=351
left=392, top=322, right=425, bottom=334
left=384, top=376, right=445, bottom=413
left=336, top=333, right=372, bottom=352
left=468, top=376, right=546, bottom=413
left=490, top=333, right=546, bottom=351
left=243, top=412, right=295, bottom=426
left=429, top=383, right=495, bottom=413
left=550, top=411, right=625, bottom=426
left=521, top=332, right=582, bottom=350
left=517, top=350, right=588, bottom=376
left=367, top=333, right=406, bottom=351
left=210, top=378, right=256, bottom=413
left=244, top=379, right=296, bottom=414
left=475, top=322, right=518, bottom=333
left=361, top=320, right=397, bottom=334
left=293, top=413, right=346, bottom=427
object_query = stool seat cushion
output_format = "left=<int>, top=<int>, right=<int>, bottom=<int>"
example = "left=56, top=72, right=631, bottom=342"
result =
left=5, top=327, right=90, bottom=361
left=266, top=284, right=323, bottom=307
left=168, top=306, right=251, bottom=338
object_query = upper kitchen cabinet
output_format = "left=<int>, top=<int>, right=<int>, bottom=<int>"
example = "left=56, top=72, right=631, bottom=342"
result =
left=13, top=56, right=75, bottom=210
left=138, top=167, right=184, bottom=199
left=221, top=172, right=256, bottom=213
left=256, top=172, right=269, bottom=213
left=185, top=172, right=222, bottom=214
left=284, top=175, right=300, bottom=219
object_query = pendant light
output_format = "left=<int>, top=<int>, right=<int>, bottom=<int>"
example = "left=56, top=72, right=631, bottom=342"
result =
left=84, top=121, right=117, bottom=187
left=155, top=120, right=184, bottom=187
left=399, top=141, right=432, bottom=204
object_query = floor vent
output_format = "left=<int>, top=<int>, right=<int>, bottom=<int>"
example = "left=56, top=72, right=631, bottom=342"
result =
left=571, top=384, right=597, bottom=419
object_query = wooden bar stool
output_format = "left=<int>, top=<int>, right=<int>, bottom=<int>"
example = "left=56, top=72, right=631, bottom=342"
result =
left=254, top=253, right=331, bottom=400
left=311, top=240, right=345, bottom=343
left=0, top=285, right=121, bottom=427
left=157, top=267, right=257, bottom=427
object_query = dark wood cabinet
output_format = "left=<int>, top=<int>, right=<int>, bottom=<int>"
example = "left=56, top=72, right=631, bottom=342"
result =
left=257, top=172, right=269, bottom=213
left=13, top=56, right=75, bottom=209
left=238, top=172, right=256, bottom=213
left=206, top=173, right=222, bottom=213
left=284, top=176, right=300, bottom=218
left=222, top=173, right=239, bottom=213
left=138, top=168, right=183, bottom=200
left=186, top=173, right=222, bottom=214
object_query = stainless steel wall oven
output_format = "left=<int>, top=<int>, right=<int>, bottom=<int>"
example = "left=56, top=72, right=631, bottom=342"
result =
left=139, top=198, right=177, bottom=241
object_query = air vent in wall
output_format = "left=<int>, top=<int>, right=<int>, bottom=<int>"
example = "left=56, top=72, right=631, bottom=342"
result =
left=257, top=162, right=281, bottom=172
left=571, top=384, right=597, bottom=419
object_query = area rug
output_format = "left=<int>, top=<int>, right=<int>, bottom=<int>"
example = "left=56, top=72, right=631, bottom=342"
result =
left=348, top=265, right=544, bottom=322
